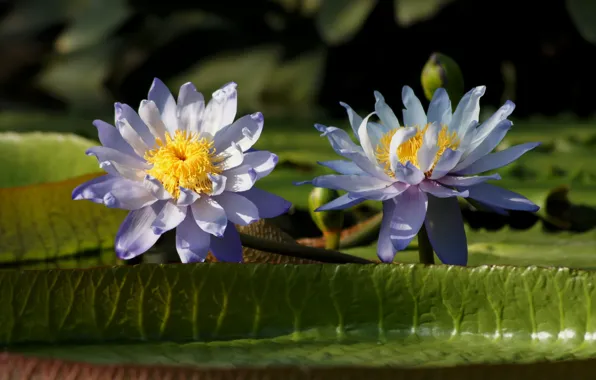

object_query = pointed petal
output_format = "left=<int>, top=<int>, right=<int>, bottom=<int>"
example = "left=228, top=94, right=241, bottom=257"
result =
left=377, top=198, right=397, bottom=263
left=143, top=175, right=172, bottom=200
left=216, top=142, right=244, bottom=171
left=453, top=119, right=512, bottom=172
left=389, top=126, right=418, bottom=173
left=151, top=201, right=187, bottom=234
left=215, top=191, right=259, bottom=226
left=453, top=142, right=539, bottom=176
left=209, top=173, right=227, bottom=196
left=419, top=179, right=469, bottom=198
left=350, top=181, right=409, bottom=201
left=148, top=78, right=178, bottom=134
left=175, top=212, right=211, bottom=263
left=401, top=86, right=427, bottom=127
left=357, top=112, right=382, bottom=164
left=86, top=146, right=149, bottom=170
left=450, top=86, right=485, bottom=136
left=72, top=174, right=120, bottom=203
left=394, top=162, right=425, bottom=185
left=374, top=91, right=399, bottom=128
left=470, top=100, right=516, bottom=148
left=463, top=183, right=540, bottom=212
left=214, top=112, right=263, bottom=154
left=425, top=195, right=467, bottom=265
left=438, top=173, right=501, bottom=187
left=138, top=100, right=168, bottom=141
left=209, top=222, right=243, bottom=262
left=317, top=159, right=365, bottom=175
left=224, top=165, right=257, bottom=192
left=315, top=124, right=363, bottom=155
left=239, top=187, right=292, bottom=218
left=388, top=186, right=428, bottom=252
left=316, top=193, right=365, bottom=211
left=177, top=82, right=205, bottom=134
left=115, top=202, right=165, bottom=260
left=200, top=82, right=238, bottom=139
left=115, top=102, right=155, bottom=148
left=311, top=174, right=389, bottom=192
left=429, top=149, right=464, bottom=179
left=417, top=122, right=440, bottom=173
left=427, top=88, right=452, bottom=126
left=102, top=182, right=157, bottom=210
left=242, top=151, right=278, bottom=180
left=93, top=120, right=138, bottom=158
left=191, top=196, right=228, bottom=237
left=339, top=101, right=363, bottom=140
left=178, top=187, right=200, bottom=206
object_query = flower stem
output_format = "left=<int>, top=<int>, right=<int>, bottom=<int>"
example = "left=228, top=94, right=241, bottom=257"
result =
left=323, top=231, right=341, bottom=250
left=238, top=232, right=374, bottom=264
left=417, top=223, right=435, bottom=265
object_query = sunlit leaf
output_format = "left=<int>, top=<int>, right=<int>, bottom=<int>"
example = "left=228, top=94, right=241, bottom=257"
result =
left=394, top=0, right=454, bottom=27
left=315, top=0, right=377, bottom=45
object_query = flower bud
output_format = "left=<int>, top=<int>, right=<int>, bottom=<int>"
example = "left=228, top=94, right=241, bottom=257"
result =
left=308, top=187, right=344, bottom=250
left=421, top=53, right=464, bottom=103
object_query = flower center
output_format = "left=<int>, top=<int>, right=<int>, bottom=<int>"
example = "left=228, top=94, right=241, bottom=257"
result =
left=375, top=123, right=460, bottom=177
left=144, top=130, right=222, bottom=199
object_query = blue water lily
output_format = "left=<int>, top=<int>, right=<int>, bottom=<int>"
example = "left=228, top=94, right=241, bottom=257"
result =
left=73, top=79, right=291, bottom=263
left=298, top=86, right=540, bottom=265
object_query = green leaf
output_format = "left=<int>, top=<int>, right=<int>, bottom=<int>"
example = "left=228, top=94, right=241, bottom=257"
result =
left=4, top=263, right=596, bottom=368
left=0, top=132, right=99, bottom=188
left=315, top=0, right=377, bottom=45
left=567, top=0, right=596, bottom=44
left=394, top=0, right=454, bottom=27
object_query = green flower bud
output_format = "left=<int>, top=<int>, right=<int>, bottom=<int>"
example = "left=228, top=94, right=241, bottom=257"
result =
left=308, top=187, right=344, bottom=250
left=421, top=53, right=464, bottom=103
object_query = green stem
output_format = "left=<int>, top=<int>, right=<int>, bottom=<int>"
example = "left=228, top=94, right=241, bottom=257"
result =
left=417, top=223, right=435, bottom=265
left=238, top=232, right=374, bottom=264
left=324, top=231, right=341, bottom=250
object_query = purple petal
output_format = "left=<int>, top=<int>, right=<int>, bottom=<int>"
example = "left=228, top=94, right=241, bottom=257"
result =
left=316, top=193, right=365, bottom=211
left=450, top=86, right=485, bottom=137
left=217, top=142, right=244, bottom=171
left=338, top=101, right=363, bottom=141
left=72, top=174, right=119, bottom=203
left=214, top=192, right=259, bottom=226
left=462, top=183, right=540, bottom=212
left=317, top=159, right=364, bottom=175
left=239, top=187, right=291, bottom=218
left=151, top=202, right=187, bottom=234
left=425, top=195, right=467, bottom=265
left=209, top=173, right=227, bottom=196
left=388, top=186, right=428, bottom=252
left=138, top=100, right=168, bottom=141
left=429, top=149, right=464, bottom=179
left=417, top=122, right=441, bottom=173
left=223, top=165, right=258, bottom=192
left=419, top=180, right=469, bottom=198
left=86, top=146, right=149, bottom=170
left=374, top=91, right=399, bottom=128
left=202, top=83, right=239, bottom=140
left=311, top=174, right=390, bottom=192
left=426, top=88, right=452, bottom=126
left=175, top=213, right=210, bottom=263
left=356, top=112, right=382, bottom=164
left=315, top=124, right=362, bottom=155
left=453, top=120, right=512, bottom=172
left=209, top=222, right=243, bottom=262
left=389, top=126, right=418, bottom=174
left=242, top=151, right=278, bottom=180
left=340, top=150, right=391, bottom=180
left=93, top=120, right=138, bottom=158
left=349, top=181, right=409, bottom=201
left=147, top=78, right=178, bottom=134
left=72, top=173, right=157, bottom=210
left=213, top=112, right=263, bottom=153
left=438, top=173, right=501, bottom=187
left=401, top=86, right=427, bottom=127
left=143, top=175, right=172, bottom=200
left=190, top=196, right=228, bottom=237
left=98, top=160, right=145, bottom=181
left=115, top=202, right=165, bottom=260
left=470, top=100, right=516, bottom=148
left=453, top=142, right=540, bottom=176
left=394, top=161, right=425, bottom=185
left=177, top=187, right=200, bottom=206
left=377, top=198, right=397, bottom=263
left=177, top=82, right=205, bottom=134
left=114, top=102, right=156, bottom=148
left=218, top=82, right=238, bottom=127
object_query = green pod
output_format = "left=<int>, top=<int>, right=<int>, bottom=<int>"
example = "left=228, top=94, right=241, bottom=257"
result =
left=421, top=52, right=464, bottom=104
left=308, top=187, right=344, bottom=250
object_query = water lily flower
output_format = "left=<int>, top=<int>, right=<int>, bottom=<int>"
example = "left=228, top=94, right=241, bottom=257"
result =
left=297, top=86, right=540, bottom=265
left=73, top=79, right=291, bottom=263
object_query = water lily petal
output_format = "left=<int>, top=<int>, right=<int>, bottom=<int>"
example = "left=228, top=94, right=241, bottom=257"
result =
left=72, top=174, right=127, bottom=203
left=239, top=187, right=292, bottom=218
left=143, top=175, right=172, bottom=200
left=426, top=88, right=452, bottom=126
left=191, top=196, right=228, bottom=237
left=357, top=112, right=382, bottom=164
left=148, top=78, right=178, bottom=134
left=103, top=183, right=157, bottom=210
left=350, top=181, right=409, bottom=201
left=453, top=142, right=540, bottom=176
left=99, top=160, right=145, bottom=181
left=452, top=119, right=512, bottom=172
left=115, top=102, right=156, bottom=148
left=138, top=100, right=168, bottom=141
left=115, top=202, right=165, bottom=260
left=177, top=187, right=200, bottom=206
left=429, top=149, right=464, bottom=179
left=209, top=222, right=243, bottom=262
left=311, top=174, right=390, bottom=192
left=316, top=193, right=365, bottom=211
left=438, top=173, right=501, bottom=187
left=242, top=151, right=278, bottom=179
left=214, top=112, right=263, bottom=154
left=470, top=100, right=516, bottom=148
left=215, top=191, right=259, bottom=226
left=425, top=195, right=467, bottom=265
left=394, top=161, right=425, bottom=185
left=201, top=82, right=238, bottom=139
left=419, top=179, right=469, bottom=198
left=177, top=82, right=205, bottom=134
left=374, top=91, right=399, bottom=129
left=388, top=186, right=428, bottom=252
left=209, top=173, right=228, bottom=196
left=317, top=159, right=365, bottom=175
left=93, top=120, right=138, bottom=158
left=401, top=86, right=427, bottom=127
left=377, top=197, right=397, bottom=263
left=175, top=213, right=210, bottom=263
left=151, top=201, right=187, bottom=234
left=389, top=126, right=418, bottom=173
left=462, top=183, right=540, bottom=212
left=224, top=165, right=257, bottom=192
left=417, top=122, right=441, bottom=173
left=216, top=142, right=244, bottom=171
left=314, top=124, right=363, bottom=156
left=339, top=101, right=363, bottom=140
left=450, top=86, right=485, bottom=136
left=86, top=146, right=149, bottom=170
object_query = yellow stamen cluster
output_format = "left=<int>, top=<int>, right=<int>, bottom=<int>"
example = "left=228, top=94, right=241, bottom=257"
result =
left=375, top=123, right=460, bottom=177
left=144, top=130, right=222, bottom=199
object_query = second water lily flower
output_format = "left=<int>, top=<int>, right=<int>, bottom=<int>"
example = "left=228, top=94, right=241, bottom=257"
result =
left=73, top=79, right=291, bottom=263
left=298, top=86, right=540, bottom=265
